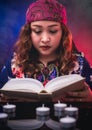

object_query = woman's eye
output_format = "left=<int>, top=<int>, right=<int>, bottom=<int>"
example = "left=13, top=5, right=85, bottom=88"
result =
left=33, top=30, right=42, bottom=34
left=49, top=30, right=57, bottom=34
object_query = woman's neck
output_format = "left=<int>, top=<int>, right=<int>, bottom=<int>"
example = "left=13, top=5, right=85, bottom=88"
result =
left=39, top=54, right=57, bottom=67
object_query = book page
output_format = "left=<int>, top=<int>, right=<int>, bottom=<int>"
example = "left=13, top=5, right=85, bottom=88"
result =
left=2, top=78, right=44, bottom=93
left=45, top=74, right=85, bottom=93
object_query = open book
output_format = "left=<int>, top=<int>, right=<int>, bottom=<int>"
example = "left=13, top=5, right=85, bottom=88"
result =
left=0, top=74, right=85, bottom=101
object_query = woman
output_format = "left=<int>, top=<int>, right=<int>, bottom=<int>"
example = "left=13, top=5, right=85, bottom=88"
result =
left=0, top=0, right=92, bottom=102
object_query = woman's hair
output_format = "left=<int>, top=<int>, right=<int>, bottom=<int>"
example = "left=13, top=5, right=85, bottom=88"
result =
left=13, top=23, right=39, bottom=76
left=13, top=22, right=78, bottom=76
left=56, top=23, right=78, bottom=74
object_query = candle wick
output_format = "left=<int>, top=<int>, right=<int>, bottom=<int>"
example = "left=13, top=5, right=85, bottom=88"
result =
left=58, top=100, right=60, bottom=104
left=42, top=104, right=44, bottom=107
left=70, top=104, right=72, bottom=107
left=7, top=102, right=9, bottom=105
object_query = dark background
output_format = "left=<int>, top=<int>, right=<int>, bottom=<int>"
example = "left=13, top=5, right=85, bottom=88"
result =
left=0, top=0, right=92, bottom=70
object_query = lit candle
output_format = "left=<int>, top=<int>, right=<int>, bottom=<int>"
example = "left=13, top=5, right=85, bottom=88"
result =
left=60, top=116, right=76, bottom=130
left=64, top=105, right=79, bottom=119
left=54, top=101, right=67, bottom=117
left=0, top=113, right=8, bottom=126
left=3, top=103, right=16, bottom=113
left=36, top=104, right=50, bottom=121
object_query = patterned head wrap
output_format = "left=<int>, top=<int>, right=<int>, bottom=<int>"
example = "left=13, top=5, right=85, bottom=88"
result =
left=26, top=0, right=67, bottom=24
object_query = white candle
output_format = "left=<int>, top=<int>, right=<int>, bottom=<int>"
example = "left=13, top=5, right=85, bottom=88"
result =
left=36, top=104, right=50, bottom=116
left=36, top=104, right=50, bottom=121
left=60, top=116, right=76, bottom=129
left=0, top=113, right=8, bottom=119
left=0, top=113, right=8, bottom=126
left=65, top=105, right=78, bottom=119
left=3, top=103, right=16, bottom=113
left=54, top=101, right=67, bottom=111
left=54, top=101, right=67, bottom=117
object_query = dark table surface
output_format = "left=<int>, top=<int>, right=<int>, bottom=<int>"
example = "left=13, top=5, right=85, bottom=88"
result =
left=0, top=101, right=92, bottom=130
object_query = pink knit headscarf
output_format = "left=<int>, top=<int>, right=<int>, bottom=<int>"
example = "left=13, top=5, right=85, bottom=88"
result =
left=26, top=0, right=67, bottom=25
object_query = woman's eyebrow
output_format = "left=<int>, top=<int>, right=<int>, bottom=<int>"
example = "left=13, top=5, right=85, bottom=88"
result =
left=48, top=24, right=59, bottom=27
left=31, top=25, right=42, bottom=28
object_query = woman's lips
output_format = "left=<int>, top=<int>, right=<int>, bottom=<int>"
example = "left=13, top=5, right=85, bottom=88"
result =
left=40, top=46, right=51, bottom=50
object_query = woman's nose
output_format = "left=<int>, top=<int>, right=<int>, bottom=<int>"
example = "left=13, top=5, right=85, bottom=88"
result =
left=41, top=33, right=50, bottom=43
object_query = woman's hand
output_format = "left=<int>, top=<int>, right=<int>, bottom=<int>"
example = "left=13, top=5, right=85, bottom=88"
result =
left=61, top=82, right=92, bottom=102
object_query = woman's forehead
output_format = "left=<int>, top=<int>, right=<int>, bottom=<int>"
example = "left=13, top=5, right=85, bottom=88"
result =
left=31, top=21, right=61, bottom=27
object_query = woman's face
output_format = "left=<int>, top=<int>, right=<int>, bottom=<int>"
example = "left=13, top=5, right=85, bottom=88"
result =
left=30, top=21, right=62, bottom=58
